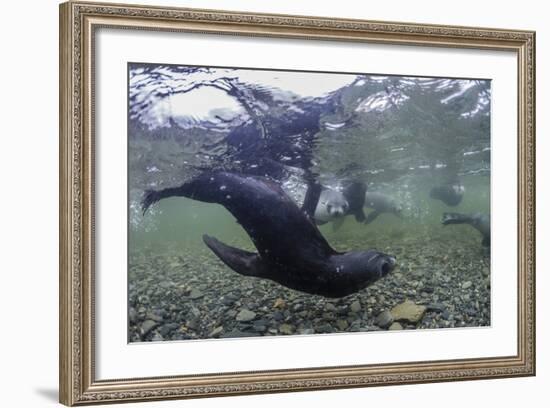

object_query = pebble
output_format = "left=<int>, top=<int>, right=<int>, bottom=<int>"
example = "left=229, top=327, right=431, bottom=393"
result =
left=221, top=330, right=261, bottom=338
left=141, top=320, right=157, bottom=335
left=273, top=298, right=286, bottom=309
left=272, top=311, right=284, bottom=321
left=336, top=319, right=349, bottom=331
left=279, top=323, right=295, bottom=335
left=427, top=303, right=446, bottom=313
left=374, top=310, right=394, bottom=329
left=388, top=322, right=403, bottom=330
left=350, top=301, right=361, bottom=313
left=159, top=323, right=179, bottom=337
left=236, top=309, right=256, bottom=322
left=189, top=289, right=204, bottom=299
left=315, top=323, right=335, bottom=333
left=129, top=307, right=138, bottom=323
left=186, top=318, right=199, bottom=330
left=146, top=312, right=164, bottom=322
left=324, top=303, right=336, bottom=312
left=462, top=281, right=473, bottom=290
left=292, top=303, right=304, bottom=312
left=391, top=300, right=427, bottom=324
left=209, top=326, right=224, bottom=337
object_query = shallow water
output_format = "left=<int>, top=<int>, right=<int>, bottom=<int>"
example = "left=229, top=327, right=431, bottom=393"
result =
left=128, top=65, right=491, bottom=342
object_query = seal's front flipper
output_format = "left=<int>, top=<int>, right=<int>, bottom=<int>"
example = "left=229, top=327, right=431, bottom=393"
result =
left=364, top=210, right=381, bottom=225
left=301, top=181, right=322, bottom=220
left=202, top=235, right=266, bottom=278
left=353, top=209, right=367, bottom=223
left=331, top=217, right=345, bottom=232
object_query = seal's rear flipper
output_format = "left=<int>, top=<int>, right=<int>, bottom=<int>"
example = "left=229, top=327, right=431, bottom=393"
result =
left=364, top=210, right=381, bottom=225
left=353, top=209, right=367, bottom=223
left=331, top=217, right=345, bottom=232
left=202, top=235, right=266, bottom=278
left=441, top=212, right=471, bottom=225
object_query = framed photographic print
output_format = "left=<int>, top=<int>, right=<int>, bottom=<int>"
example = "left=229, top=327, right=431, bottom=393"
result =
left=59, top=1, right=536, bottom=405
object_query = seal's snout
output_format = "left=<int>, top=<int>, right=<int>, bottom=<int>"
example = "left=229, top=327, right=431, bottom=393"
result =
left=379, top=256, right=396, bottom=277
left=328, top=206, right=345, bottom=217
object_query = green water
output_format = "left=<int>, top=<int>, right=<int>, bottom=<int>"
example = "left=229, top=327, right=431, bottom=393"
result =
left=128, top=69, right=491, bottom=342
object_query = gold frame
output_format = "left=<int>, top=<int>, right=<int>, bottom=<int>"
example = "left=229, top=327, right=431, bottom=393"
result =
left=59, top=1, right=536, bottom=405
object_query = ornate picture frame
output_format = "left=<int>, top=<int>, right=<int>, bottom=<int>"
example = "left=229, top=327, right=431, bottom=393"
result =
left=59, top=1, right=535, bottom=405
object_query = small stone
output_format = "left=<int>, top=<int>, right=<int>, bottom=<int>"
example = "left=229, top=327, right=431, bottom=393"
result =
left=336, top=319, right=349, bottom=331
left=272, top=311, right=284, bottom=321
left=292, top=303, right=303, bottom=312
left=236, top=309, right=256, bottom=322
left=226, top=310, right=237, bottom=318
left=189, top=289, right=204, bottom=299
left=146, top=312, right=164, bottom=322
left=151, top=332, right=164, bottom=342
left=315, top=323, right=335, bottom=333
left=279, top=323, right=295, bottom=335
left=209, top=326, right=224, bottom=338
left=273, top=298, right=286, bottom=309
left=186, top=318, right=199, bottom=330
left=350, top=301, right=361, bottom=313
left=129, top=307, right=138, bottom=323
left=462, top=281, right=473, bottom=290
left=427, top=303, right=446, bottom=313
left=141, top=320, right=157, bottom=335
left=159, top=323, right=179, bottom=337
left=388, top=322, right=403, bottom=330
left=221, top=330, right=261, bottom=338
left=374, top=310, right=394, bottom=329
left=391, top=300, right=427, bottom=324
left=324, top=303, right=336, bottom=312
left=298, top=328, right=314, bottom=335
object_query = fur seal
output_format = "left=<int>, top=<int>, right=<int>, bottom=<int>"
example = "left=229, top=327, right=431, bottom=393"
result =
left=441, top=212, right=490, bottom=247
left=314, top=188, right=349, bottom=225
left=429, top=182, right=465, bottom=206
left=313, top=182, right=367, bottom=230
left=363, top=192, right=402, bottom=224
left=142, top=172, right=395, bottom=298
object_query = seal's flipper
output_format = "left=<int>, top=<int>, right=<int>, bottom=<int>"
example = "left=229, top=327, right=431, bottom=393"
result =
left=142, top=184, right=195, bottom=215
left=441, top=212, right=471, bottom=225
left=301, top=181, right=322, bottom=219
left=202, top=235, right=266, bottom=278
left=332, top=217, right=345, bottom=232
left=364, top=210, right=381, bottom=225
left=353, top=209, right=367, bottom=223
left=343, top=181, right=367, bottom=211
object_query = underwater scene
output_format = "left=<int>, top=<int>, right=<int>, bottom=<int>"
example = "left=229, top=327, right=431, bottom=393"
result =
left=128, top=64, right=491, bottom=342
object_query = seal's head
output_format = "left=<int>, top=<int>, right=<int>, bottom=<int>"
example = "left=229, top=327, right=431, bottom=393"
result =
left=326, top=201, right=348, bottom=217
left=321, top=189, right=349, bottom=218
left=328, top=250, right=396, bottom=297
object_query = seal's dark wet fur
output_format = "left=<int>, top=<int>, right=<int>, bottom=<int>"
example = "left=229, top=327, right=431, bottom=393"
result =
left=142, top=171, right=395, bottom=297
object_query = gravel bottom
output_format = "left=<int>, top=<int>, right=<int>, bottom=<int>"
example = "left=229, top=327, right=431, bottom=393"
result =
left=128, top=227, right=490, bottom=342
